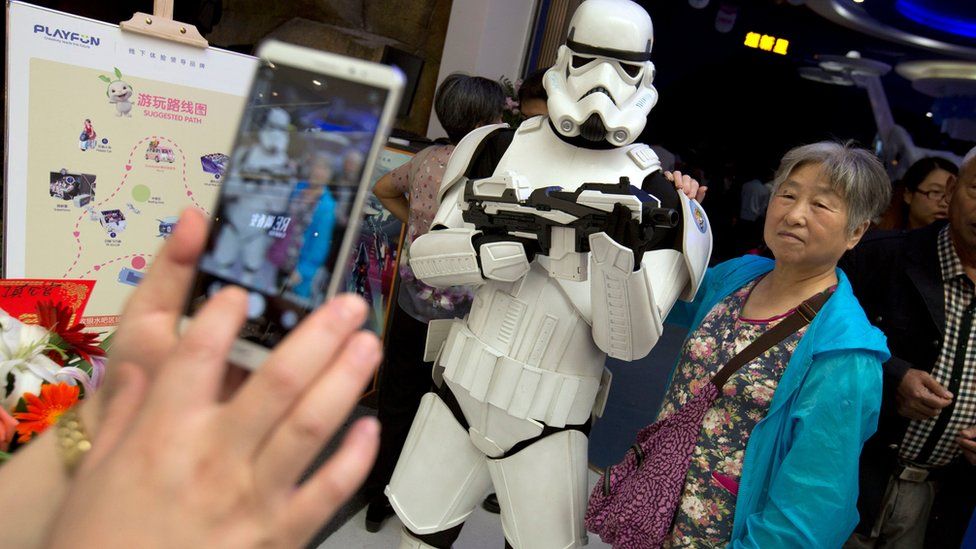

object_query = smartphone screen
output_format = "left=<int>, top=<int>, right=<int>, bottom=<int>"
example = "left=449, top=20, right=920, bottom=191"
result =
left=189, top=59, right=390, bottom=348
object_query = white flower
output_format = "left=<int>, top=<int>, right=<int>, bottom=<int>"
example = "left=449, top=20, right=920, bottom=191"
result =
left=748, top=383, right=776, bottom=402
left=680, top=495, right=706, bottom=520
left=702, top=407, right=725, bottom=432
left=0, top=313, right=62, bottom=410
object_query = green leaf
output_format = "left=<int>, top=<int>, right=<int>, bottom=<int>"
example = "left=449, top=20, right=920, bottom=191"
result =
left=98, top=75, right=111, bottom=83
left=114, top=67, right=123, bottom=79
left=99, top=331, right=115, bottom=352
left=0, top=451, right=11, bottom=463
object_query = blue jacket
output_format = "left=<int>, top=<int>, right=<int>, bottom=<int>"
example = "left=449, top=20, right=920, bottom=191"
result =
left=667, top=255, right=890, bottom=548
left=292, top=182, right=337, bottom=299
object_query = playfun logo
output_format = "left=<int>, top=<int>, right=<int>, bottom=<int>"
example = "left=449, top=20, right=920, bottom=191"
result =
left=33, top=25, right=101, bottom=48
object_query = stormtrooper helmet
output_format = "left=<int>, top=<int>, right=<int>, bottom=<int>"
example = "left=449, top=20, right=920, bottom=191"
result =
left=265, top=107, right=291, bottom=130
left=544, top=0, right=658, bottom=147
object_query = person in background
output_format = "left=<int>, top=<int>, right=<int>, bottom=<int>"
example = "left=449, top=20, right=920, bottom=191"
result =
left=659, top=141, right=891, bottom=547
left=735, top=173, right=771, bottom=254
left=898, top=156, right=957, bottom=230
left=364, top=73, right=505, bottom=531
left=268, top=153, right=338, bottom=301
left=843, top=146, right=976, bottom=548
left=517, top=68, right=549, bottom=119
left=0, top=208, right=382, bottom=548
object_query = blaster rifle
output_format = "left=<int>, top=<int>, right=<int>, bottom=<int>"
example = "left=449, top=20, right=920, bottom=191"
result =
left=462, top=176, right=678, bottom=257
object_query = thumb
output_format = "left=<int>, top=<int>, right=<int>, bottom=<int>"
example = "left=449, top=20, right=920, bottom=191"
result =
left=80, top=362, right=149, bottom=473
left=920, top=373, right=953, bottom=400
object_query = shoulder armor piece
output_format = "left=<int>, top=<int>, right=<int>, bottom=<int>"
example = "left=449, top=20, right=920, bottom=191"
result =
left=627, top=144, right=661, bottom=172
left=438, top=123, right=509, bottom=200
left=677, top=192, right=713, bottom=301
left=518, top=115, right=545, bottom=133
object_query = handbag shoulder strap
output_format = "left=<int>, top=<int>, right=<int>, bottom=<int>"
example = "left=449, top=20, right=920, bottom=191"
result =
left=710, top=289, right=832, bottom=390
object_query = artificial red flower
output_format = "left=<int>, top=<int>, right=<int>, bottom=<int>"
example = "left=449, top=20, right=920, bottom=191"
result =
left=36, top=301, right=105, bottom=364
left=14, top=382, right=80, bottom=442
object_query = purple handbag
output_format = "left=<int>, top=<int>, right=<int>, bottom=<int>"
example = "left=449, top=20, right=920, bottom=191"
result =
left=585, top=291, right=830, bottom=549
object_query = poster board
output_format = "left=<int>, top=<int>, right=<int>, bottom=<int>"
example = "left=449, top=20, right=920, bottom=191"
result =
left=4, top=1, right=257, bottom=327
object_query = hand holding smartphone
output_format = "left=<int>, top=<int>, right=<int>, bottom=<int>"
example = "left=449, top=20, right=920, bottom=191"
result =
left=185, top=40, right=403, bottom=369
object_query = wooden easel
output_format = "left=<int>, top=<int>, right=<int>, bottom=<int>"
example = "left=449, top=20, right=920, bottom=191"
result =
left=120, top=0, right=209, bottom=48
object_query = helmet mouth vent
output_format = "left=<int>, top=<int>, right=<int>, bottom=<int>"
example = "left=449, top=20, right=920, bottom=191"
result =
left=580, top=113, right=607, bottom=142
left=582, top=86, right=615, bottom=104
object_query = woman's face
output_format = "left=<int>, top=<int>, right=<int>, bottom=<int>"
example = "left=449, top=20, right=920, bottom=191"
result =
left=309, top=159, right=334, bottom=185
left=904, top=168, right=951, bottom=229
left=764, top=162, right=867, bottom=271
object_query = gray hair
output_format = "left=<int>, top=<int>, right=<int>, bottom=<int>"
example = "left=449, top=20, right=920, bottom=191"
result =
left=771, top=141, right=891, bottom=235
left=962, top=146, right=976, bottom=173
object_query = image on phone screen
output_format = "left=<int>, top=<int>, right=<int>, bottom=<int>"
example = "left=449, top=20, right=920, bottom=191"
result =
left=190, top=59, right=390, bottom=348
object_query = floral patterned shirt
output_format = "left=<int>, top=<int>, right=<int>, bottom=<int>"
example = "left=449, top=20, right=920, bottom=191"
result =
left=391, top=144, right=475, bottom=322
left=662, top=279, right=807, bottom=548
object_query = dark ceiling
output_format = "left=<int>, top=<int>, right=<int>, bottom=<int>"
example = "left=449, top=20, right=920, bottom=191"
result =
left=632, top=0, right=976, bottom=177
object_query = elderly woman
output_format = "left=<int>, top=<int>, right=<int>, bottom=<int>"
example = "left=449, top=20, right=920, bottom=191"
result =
left=660, top=142, right=892, bottom=547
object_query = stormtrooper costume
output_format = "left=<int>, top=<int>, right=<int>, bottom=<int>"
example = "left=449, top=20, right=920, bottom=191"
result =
left=212, top=107, right=293, bottom=285
left=386, top=1, right=712, bottom=547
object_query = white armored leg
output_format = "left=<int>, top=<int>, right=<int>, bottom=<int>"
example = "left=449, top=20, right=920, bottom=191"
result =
left=487, top=429, right=590, bottom=549
left=386, top=392, right=493, bottom=535
left=211, top=225, right=242, bottom=267
left=398, top=528, right=441, bottom=549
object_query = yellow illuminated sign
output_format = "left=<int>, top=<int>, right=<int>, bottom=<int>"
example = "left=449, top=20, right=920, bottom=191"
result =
left=744, top=32, right=790, bottom=55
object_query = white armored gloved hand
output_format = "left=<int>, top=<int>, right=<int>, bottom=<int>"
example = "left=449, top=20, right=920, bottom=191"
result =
left=478, top=240, right=531, bottom=282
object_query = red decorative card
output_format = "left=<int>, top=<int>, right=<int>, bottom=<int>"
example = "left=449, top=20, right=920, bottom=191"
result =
left=0, top=279, right=95, bottom=325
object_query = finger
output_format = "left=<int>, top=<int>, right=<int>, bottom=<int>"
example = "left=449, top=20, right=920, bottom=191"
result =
left=920, top=373, right=953, bottom=399
left=118, top=208, right=208, bottom=324
left=672, top=171, right=684, bottom=188
left=918, top=391, right=953, bottom=410
left=958, top=437, right=976, bottom=454
left=964, top=450, right=976, bottom=466
left=682, top=175, right=699, bottom=199
left=696, top=185, right=708, bottom=203
left=961, top=426, right=976, bottom=439
left=910, top=402, right=942, bottom=419
left=277, top=417, right=380, bottom=545
left=254, top=331, right=381, bottom=490
left=663, top=170, right=674, bottom=182
left=148, top=286, right=248, bottom=411
left=79, top=362, right=149, bottom=473
left=222, top=294, right=368, bottom=452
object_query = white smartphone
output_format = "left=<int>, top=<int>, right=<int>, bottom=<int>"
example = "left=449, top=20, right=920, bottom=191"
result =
left=184, top=40, right=404, bottom=369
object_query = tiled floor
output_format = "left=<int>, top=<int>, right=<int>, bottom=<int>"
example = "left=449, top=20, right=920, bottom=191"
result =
left=317, top=471, right=612, bottom=549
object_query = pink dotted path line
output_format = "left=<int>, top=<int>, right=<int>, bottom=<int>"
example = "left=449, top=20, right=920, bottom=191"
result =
left=79, top=253, right=154, bottom=278
left=63, top=136, right=209, bottom=277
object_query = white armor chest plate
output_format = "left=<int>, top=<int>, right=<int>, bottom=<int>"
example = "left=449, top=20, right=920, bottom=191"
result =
left=435, top=119, right=661, bottom=428
left=494, top=118, right=655, bottom=193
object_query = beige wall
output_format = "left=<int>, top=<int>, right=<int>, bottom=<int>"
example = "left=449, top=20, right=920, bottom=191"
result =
left=427, top=0, right=538, bottom=139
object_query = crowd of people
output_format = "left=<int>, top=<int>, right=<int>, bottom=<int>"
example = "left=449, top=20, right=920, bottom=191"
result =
left=1, top=52, right=973, bottom=549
